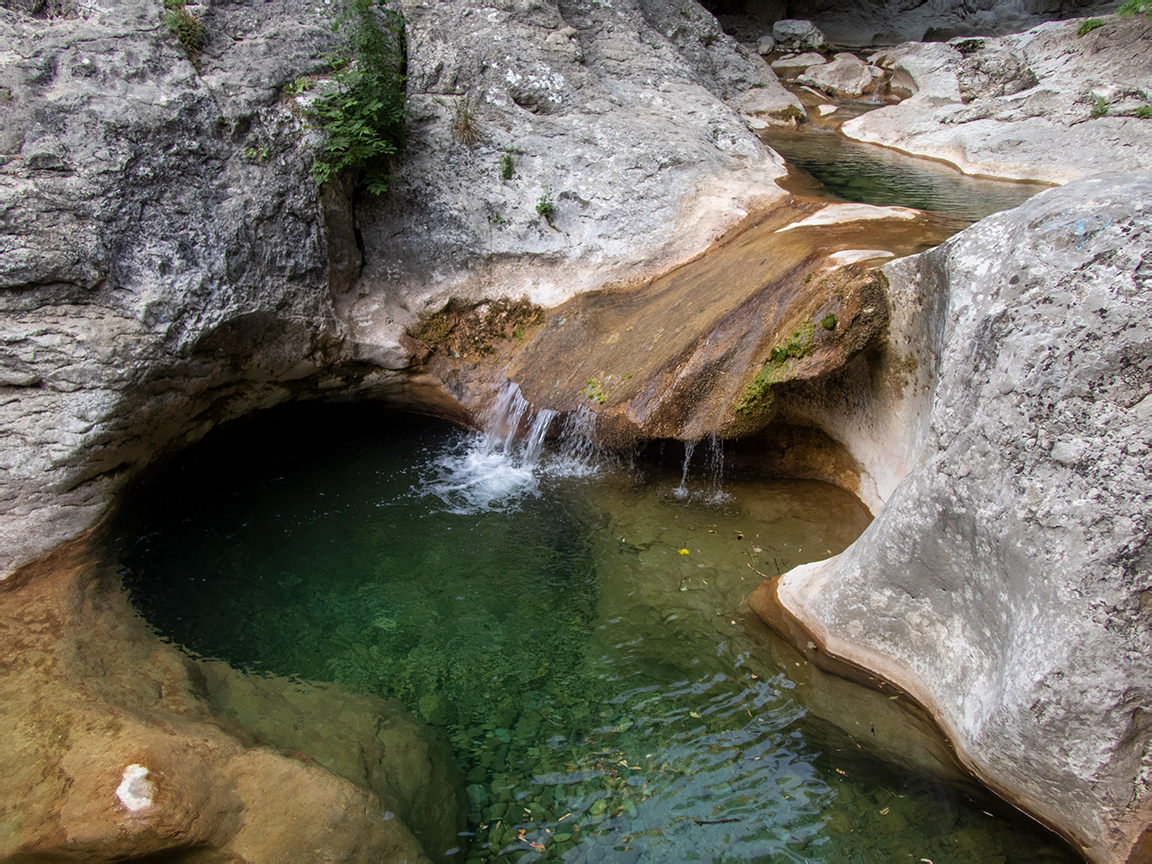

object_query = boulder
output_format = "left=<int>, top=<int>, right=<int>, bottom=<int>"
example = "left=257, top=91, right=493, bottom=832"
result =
left=797, top=52, right=882, bottom=99
left=756, top=33, right=775, bottom=55
left=844, top=17, right=1152, bottom=182
left=772, top=19, right=826, bottom=51
left=770, top=51, right=828, bottom=76
left=758, top=174, right=1152, bottom=864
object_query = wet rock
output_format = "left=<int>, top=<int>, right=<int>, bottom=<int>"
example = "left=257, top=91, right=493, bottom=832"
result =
left=843, top=17, right=1152, bottom=182
left=763, top=175, right=1152, bottom=864
left=0, top=545, right=439, bottom=862
left=772, top=19, right=825, bottom=52
left=797, top=52, right=883, bottom=99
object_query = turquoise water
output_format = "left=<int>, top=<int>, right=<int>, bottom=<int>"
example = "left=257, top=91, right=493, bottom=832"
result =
left=116, top=405, right=1079, bottom=863
left=760, top=125, right=1045, bottom=222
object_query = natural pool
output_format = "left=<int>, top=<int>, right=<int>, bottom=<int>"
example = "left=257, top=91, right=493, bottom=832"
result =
left=760, top=122, right=1046, bottom=222
left=115, top=401, right=1079, bottom=863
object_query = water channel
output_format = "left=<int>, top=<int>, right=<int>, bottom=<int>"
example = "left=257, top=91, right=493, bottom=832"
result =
left=113, top=130, right=1071, bottom=861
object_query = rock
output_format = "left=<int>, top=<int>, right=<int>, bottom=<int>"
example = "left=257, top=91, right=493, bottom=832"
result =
left=728, top=86, right=807, bottom=129
left=0, top=0, right=796, bottom=580
left=770, top=52, right=828, bottom=76
left=844, top=17, right=1152, bottom=182
left=782, top=0, right=1118, bottom=48
left=759, top=175, right=1152, bottom=864
left=797, top=52, right=880, bottom=99
left=0, top=545, right=441, bottom=862
left=756, top=34, right=775, bottom=55
left=772, top=19, right=826, bottom=52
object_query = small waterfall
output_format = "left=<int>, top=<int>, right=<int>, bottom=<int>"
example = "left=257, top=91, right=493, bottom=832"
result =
left=419, top=381, right=602, bottom=512
left=706, top=433, right=730, bottom=503
left=674, top=440, right=696, bottom=500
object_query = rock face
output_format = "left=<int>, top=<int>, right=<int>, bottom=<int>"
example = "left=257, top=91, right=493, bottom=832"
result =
left=0, top=0, right=799, bottom=581
left=784, top=0, right=1117, bottom=47
left=757, top=175, right=1152, bottom=863
left=844, top=17, right=1152, bottom=183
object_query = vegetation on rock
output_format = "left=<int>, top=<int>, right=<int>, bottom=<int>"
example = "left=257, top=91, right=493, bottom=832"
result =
left=736, top=321, right=816, bottom=415
left=163, top=0, right=206, bottom=58
left=310, top=0, right=407, bottom=196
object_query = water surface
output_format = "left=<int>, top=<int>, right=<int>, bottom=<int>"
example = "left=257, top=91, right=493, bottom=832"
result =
left=116, top=404, right=1078, bottom=863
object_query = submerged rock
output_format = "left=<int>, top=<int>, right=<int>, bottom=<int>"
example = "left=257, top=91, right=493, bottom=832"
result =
left=756, top=174, right=1152, bottom=863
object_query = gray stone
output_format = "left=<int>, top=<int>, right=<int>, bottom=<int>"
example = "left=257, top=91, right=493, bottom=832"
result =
left=797, top=52, right=881, bottom=99
left=770, top=51, right=828, bottom=75
left=756, top=33, right=775, bottom=55
left=844, top=17, right=1152, bottom=182
left=0, top=0, right=795, bottom=579
left=771, top=19, right=825, bottom=51
left=771, top=175, right=1152, bottom=864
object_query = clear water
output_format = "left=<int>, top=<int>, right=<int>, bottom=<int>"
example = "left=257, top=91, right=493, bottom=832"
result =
left=760, top=125, right=1046, bottom=222
left=116, top=405, right=1079, bottom=864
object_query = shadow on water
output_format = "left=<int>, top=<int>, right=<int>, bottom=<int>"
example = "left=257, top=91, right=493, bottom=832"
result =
left=112, top=403, right=1082, bottom=863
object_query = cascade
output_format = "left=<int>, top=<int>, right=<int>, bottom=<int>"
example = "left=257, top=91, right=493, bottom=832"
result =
left=674, top=440, right=697, bottom=499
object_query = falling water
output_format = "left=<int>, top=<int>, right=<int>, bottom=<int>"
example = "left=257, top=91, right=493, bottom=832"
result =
left=674, top=440, right=696, bottom=500
left=420, top=381, right=602, bottom=512
left=707, top=433, right=731, bottom=503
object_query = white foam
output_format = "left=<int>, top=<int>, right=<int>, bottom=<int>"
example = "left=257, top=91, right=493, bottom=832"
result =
left=116, top=764, right=154, bottom=812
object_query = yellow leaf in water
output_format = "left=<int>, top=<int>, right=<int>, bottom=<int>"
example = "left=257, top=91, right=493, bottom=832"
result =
left=678, top=549, right=689, bottom=555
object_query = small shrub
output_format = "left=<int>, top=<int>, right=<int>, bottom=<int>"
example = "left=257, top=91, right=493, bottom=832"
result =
left=536, top=190, right=556, bottom=222
left=500, top=150, right=515, bottom=180
left=1078, top=17, right=1104, bottom=36
left=1118, top=0, right=1151, bottom=16
left=1091, top=94, right=1109, bottom=118
left=452, top=95, right=480, bottom=146
left=163, top=0, right=206, bottom=57
left=284, top=76, right=315, bottom=97
left=1134, top=105, right=1152, bottom=118
left=244, top=146, right=270, bottom=162
left=309, top=0, right=407, bottom=196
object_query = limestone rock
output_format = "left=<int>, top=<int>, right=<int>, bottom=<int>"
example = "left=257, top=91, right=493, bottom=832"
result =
left=844, top=17, right=1152, bottom=182
left=783, top=0, right=1117, bottom=48
left=770, top=51, right=828, bottom=76
left=764, top=175, right=1152, bottom=864
left=756, top=33, right=775, bottom=55
left=772, top=19, right=825, bottom=51
left=796, top=52, right=881, bottom=99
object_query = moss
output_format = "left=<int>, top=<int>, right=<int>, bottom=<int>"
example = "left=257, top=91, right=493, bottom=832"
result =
left=411, top=298, right=545, bottom=357
left=736, top=321, right=816, bottom=415
left=768, top=105, right=805, bottom=123
left=584, top=378, right=607, bottom=404
left=820, top=314, right=837, bottom=330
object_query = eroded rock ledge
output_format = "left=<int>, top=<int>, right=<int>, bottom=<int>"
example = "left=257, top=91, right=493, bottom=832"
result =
left=753, top=175, right=1152, bottom=863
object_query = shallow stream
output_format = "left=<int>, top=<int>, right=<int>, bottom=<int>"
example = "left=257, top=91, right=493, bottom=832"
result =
left=116, top=402, right=1078, bottom=863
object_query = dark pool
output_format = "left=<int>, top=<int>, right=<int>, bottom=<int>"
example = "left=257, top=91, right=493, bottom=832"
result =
left=114, top=404, right=1078, bottom=863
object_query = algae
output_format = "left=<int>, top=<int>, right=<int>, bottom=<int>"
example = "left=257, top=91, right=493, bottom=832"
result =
left=736, top=320, right=817, bottom=415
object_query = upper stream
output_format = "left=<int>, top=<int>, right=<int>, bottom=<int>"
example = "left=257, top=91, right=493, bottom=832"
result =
left=115, top=401, right=1078, bottom=863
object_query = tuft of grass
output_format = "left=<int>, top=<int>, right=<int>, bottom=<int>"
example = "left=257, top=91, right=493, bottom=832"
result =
left=163, top=0, right=207, bottom=57
left=1091, top=94, right=1109, bottom=118
left=1134, top=105, right=1152, bottom=119
left=536, top=190, right=556, bottom=223
left=1118, top=0, right=1151, bottom=16
left=500, top=150, right=515, bottom=180
left=1077, top=17, right=1104, bottom=36
left=452, top=95, right=480, bottom=146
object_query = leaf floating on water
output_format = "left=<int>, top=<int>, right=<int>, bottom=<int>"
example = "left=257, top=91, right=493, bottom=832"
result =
left=678, top=549, right=690, bottom=555
left=888, top=695, right=899, bottom=700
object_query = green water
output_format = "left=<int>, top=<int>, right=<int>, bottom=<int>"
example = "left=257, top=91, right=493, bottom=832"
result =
left=760, top=125, right=1045, bottom=222
left=116, top=407, right=1078, bottom=863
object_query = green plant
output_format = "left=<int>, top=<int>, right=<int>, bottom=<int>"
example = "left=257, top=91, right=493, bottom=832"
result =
left=1077, top=17, right=1104, bottom=36
left=536, top=190, right=556, bottom=222
left=584, top=378, right=606, bottom=404
left=309, top=0, right=407, bottom=196
left=244, top=146, right=270, bottom=162
left=500, top=150, right=515, bottom=180
left=163, top=0, right=207, bottom=57
left=452, top=95, right=480, bottom=146
left=820, top=314, right=837, bottom=330
left=1134, top=105, right=1152, bottom=118
left=284, top=76, right=315, bottom=97
left=1118, top=0, right=1151, bottom=16
left=1091, top=94, right=1109, bottom=117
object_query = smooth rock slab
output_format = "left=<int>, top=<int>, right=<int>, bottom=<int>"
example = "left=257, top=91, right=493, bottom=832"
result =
left=763, top=174, right=1152, bottom=864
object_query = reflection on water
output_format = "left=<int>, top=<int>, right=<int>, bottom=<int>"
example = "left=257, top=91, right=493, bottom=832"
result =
left=115, top=407, right=1078, bottom=863
left=761, top=125, right=1046, bottom=222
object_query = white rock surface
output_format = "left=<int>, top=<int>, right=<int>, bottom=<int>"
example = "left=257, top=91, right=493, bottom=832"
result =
left=797, top=52, right=878, bottom=98
left=845, top=18, right=1152, bottom=182
left=769, top=51, right=827, bottom=75
left=774, top=174, right=1152, bottom=864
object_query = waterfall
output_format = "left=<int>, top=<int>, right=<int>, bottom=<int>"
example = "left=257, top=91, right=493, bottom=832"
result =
left=707, top=433, right=730, bottom=503
left=419, top=381, right=602, bottom=512
left=674, top=440, right=696, bottom=500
